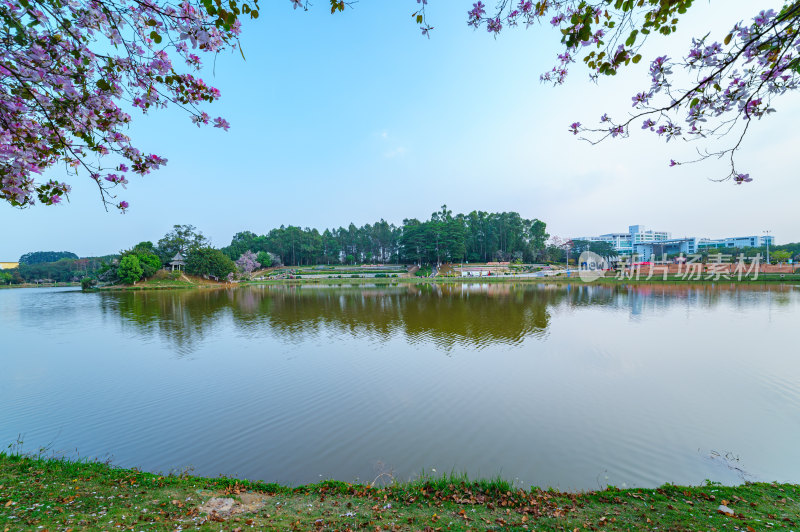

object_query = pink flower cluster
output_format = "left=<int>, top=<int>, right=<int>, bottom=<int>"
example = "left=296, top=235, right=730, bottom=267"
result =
left=462, top=0, right=800, bottom=185
left=1, top=0, right=254, bottom=210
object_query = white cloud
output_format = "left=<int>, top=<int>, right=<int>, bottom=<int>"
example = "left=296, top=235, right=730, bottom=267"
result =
left=383, top=146, right=406, bottom=158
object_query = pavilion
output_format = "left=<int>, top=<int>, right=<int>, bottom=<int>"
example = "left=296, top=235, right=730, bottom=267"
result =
left=168, top=252, right=186, bottom=272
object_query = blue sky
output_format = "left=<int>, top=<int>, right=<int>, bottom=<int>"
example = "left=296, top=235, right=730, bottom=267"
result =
left=1, top=0, right=797, bottom=259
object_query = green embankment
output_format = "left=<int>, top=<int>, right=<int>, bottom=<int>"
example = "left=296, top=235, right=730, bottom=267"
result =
left=244, top=273, right=800, bottom=286
left=1, top=454, right=798, bottom=530
left=94, top=272, right=225, bottom=291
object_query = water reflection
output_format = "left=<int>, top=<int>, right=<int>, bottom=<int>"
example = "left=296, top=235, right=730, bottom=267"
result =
left=102, top=283, right=798, bottom=355
left=104, top=284, right=561, bottom=355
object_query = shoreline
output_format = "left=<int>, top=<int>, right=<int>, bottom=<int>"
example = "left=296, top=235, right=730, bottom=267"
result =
left=4, top=273, right=800, bottom=292
left=104, top=272, right=800, bottom=290
left=1, top=453, right=797, bottom=530
left=243, top=273, right=800, bottom=286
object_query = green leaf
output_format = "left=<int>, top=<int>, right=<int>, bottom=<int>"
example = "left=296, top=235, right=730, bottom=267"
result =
left=631, top=54, right=642, bottom=64
left=150, top=30, right=162, bottom=43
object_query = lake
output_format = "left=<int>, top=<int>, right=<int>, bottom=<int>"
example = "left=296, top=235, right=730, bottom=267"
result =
left=1, top=283, right=799, bottom=490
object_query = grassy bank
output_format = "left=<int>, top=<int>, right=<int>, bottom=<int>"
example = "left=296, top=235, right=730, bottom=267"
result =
left=243, top=273, right=800, bottom=287
left=1, top=454, right=798, bottom=531
left=0, top=282, right=80, bottom=289
left=6, top=274, right=799, bottom=293
left=94, top=273, right=228, bottom=291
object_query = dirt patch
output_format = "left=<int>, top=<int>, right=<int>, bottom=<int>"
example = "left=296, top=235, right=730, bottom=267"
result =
left=197, top=493, right=270, bottom=517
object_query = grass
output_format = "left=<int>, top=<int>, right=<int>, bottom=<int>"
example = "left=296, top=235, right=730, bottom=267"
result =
left=242, top=273, right=800, bottom=288
left=0, top=282, right=80, bottom=289
left=7, top=272, right=798, bottom=292
left=95, top=272, right=227, bottom=291
left=294, top=269, right=407, bottom=275
left=1, top=453, right=798, bottom=531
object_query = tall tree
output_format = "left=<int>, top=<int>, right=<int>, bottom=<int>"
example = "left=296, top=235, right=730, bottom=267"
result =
left=157, top=225, right=209, bottom=262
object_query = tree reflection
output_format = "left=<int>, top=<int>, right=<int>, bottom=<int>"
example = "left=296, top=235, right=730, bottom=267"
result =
left=99, top=283, right=798, bottom=355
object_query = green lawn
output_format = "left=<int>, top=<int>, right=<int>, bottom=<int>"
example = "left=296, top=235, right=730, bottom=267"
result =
left=1, top=454, right=798, bottom=530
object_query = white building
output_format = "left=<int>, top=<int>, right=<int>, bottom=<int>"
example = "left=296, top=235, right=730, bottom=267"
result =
left=575, top=225, right=671, bottom=255
left=575, top=225, right=774, bottom=261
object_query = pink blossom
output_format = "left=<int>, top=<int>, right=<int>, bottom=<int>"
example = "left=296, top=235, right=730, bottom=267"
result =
left=213, top=117, right=230, bottom=131
left=0, top=0, right=243, bottom=210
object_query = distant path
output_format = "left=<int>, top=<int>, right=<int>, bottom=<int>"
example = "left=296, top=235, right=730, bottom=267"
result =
left=405, top=265, right=419, bottom=278
left=437, top=263, right=455, bottom=276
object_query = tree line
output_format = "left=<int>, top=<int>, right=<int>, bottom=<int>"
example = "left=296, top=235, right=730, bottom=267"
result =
left=221, top=206, right=550, bottom=266
left=5, top=218, right=800, bottom=285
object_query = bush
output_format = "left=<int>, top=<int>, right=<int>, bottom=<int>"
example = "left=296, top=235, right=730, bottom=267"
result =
left=415, top=266, right=432, bottom=277
left=137, top=253, right=162, bottom=277
left=350, top=274, right=359, bottom=278
left=186, top=247, right=235, bottom=278
left=256, top=251, right=273, bottom=268
left=80, top=277, right=94, bottom=290
left=118, top=255, right=143, bottom=284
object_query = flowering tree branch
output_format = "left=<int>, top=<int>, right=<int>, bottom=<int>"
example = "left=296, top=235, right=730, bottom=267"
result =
left=5, top=0, right=796, bottom=214
left=463, top=0, right=800, bottom=185
left=1, top=0, right=261, bottom=211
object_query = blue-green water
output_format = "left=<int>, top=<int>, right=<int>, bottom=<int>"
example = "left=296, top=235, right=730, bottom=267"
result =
left=2, top=283, right=799, bottom=490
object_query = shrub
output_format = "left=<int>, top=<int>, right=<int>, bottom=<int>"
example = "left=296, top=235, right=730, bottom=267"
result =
left=256, top=251, right=273, bottom=268
left=117, top=255, right=143, bottom=284
left=80, top=277, right=94, bottom=290
left=137, top=253, right=162, bottom=277
left=186, top=247, right=235, bottom=279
